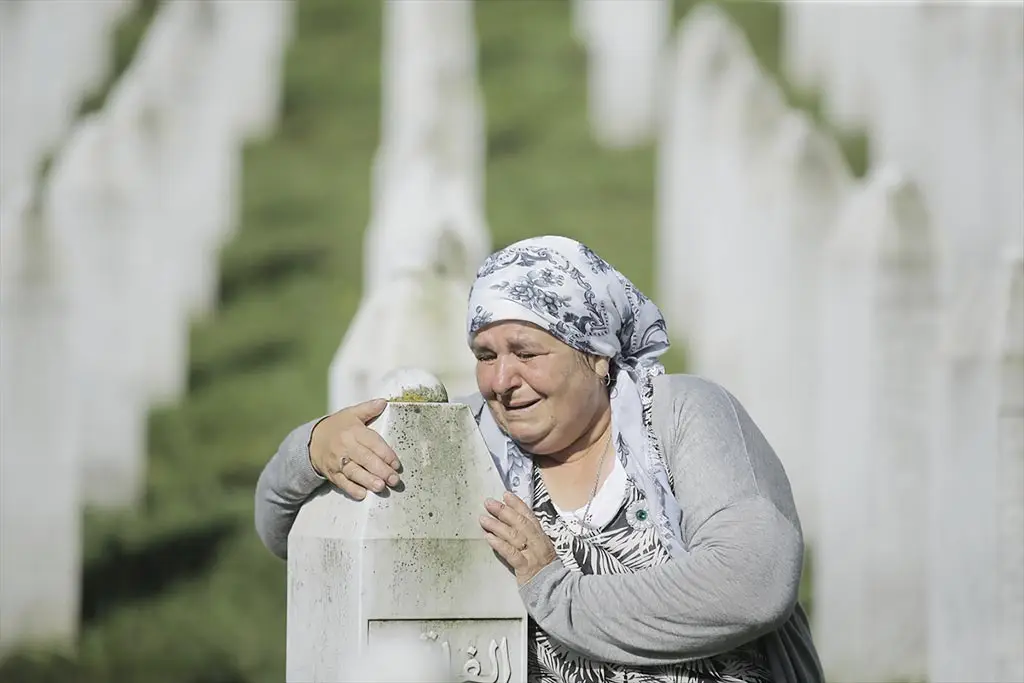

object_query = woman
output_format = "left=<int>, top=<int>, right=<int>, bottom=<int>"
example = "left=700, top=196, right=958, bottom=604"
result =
left=255, top=236, right=823, bottom=682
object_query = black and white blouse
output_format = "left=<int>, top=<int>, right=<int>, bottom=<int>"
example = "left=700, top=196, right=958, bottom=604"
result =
left=527, top=462, right=773, bottom=683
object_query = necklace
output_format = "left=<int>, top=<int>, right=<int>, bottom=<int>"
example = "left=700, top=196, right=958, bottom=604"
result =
left=578, top=432, right=613, bottom=530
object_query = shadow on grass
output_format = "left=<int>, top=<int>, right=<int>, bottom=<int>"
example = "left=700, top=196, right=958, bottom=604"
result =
left=188, top=338, right=298, bottom=394
left=80, top=518, right=238, bottom=626
left=217, top=246, right=328, bottom=308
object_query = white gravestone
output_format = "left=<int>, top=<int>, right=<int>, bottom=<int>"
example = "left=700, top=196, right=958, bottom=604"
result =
left=780, top=1, right=834, bottom=94
left=212, top=0, right=294, bottom=142
left=685, top=48, right=783, bottom=406
left=287, top=386, right=527, bottom=682
left=0, top=187, right=82, bottom=656
left=328, top=226, right=480, bottom=414
left=814, top=168, right=937, bottom=683
left=365, top=0, right=489, bottom=294
left=0, top=0, right=131, bottom=201
left=738, top=113, right=851, bottom=546
left=930, top=249, right=1024, bottom=682
left=45, top=113, right=150, bottom=508
left=656, top=4, right=747, bottom=342
left=576, top=0, right=671, bottom=149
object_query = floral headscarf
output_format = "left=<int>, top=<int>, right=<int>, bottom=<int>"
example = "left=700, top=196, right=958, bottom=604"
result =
left=466, top=236, right=685, bottom=555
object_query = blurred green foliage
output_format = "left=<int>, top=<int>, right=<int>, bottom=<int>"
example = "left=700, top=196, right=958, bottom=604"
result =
left=0, top=0, right=849, bottom=680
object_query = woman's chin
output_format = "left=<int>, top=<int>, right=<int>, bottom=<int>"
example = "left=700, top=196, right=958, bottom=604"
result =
left=506, top=425, right=547, bottom=452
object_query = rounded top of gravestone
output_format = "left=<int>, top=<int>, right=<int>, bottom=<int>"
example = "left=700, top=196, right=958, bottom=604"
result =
left=378, top=368, right=449, bottom=403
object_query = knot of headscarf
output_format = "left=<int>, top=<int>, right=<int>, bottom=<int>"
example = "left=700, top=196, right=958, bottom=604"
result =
left=466, top=235, right=685, bottom=556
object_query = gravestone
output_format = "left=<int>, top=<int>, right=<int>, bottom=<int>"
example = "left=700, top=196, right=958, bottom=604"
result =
left=212, top=0, right=294, bottom=142
left=328, top=226, right=479, bottom=413
left=0, top=187, right=82, bottom=656
left=287, top=376, right=527, bottom=682
left=930, top=249, right=1024, bottom=682
left=739, top=112, right=850, bottom=545
left=365, top=0, right=489, bottom=294
left=685, top=41, right=783, bottom=406
left=0, top=0, right=130, bottom=201
left=656, top=4, right=746, bottom=341
left=45, top=112, right=150, bottom=508
left=814, top=168, right=937, bottom=683
left=576, top=0, right=670, bottom=149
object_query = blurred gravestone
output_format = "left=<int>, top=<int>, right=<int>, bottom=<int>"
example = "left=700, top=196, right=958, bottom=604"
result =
left=364, top=0, right=489, bottom=294
left=212, top=0, right=294, bottom=142
left=575, top=0, right=671, bottom=149
left=0, top=188, right=82, bottom=656
left=0, top=0, right=131, bottom=201
left=287, top=382, right=527, bottom=682
left=657, top=4, right=746, bottom=342
left=930, top=249, right=1024, bottom=682
left=815, top=168, right=937, bottom=683
left=45, top=113, right=150, bottom=508
left=684, top=39, right=782, bottom=409
left=328, top=223, right=480, bottom=413
left=739, top=113, right=850, bottom=545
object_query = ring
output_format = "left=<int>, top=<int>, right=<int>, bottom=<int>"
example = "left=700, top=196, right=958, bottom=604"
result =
left=340, top=456, right=351, bottom=468
left=518, top=540, right=528, bottom=551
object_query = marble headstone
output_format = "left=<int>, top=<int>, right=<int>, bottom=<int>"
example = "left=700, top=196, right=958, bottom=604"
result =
left=287, top=376, right=526, bottom=682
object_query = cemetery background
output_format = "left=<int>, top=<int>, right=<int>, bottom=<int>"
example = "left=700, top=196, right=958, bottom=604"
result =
left=0, top=0, right=1019, bottom=682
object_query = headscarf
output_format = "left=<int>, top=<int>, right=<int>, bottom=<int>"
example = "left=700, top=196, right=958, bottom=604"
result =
left=466, top=236, right=685, bottom=555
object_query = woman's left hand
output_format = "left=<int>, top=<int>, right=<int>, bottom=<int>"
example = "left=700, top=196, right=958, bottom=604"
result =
left=480, top=492, right=558, bottom=586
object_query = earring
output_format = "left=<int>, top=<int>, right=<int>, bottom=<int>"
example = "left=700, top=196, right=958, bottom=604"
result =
left=602, top=373, right=612, bottom=387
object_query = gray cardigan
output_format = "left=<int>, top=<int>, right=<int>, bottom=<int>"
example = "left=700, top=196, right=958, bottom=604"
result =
left=255, top=373, right=823, bottom=682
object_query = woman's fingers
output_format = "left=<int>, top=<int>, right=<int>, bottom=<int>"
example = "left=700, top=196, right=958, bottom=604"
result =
left=484, top=495, right=531, bottom=531
left=479, top=512, right=526, bottom=550
left=340, top=458, right=388, bottom=494
left=352, top=430, right=402, bottom=485
left=334, top=473, right=369, bottom=501
left=484, top=532, right=526, bottom=570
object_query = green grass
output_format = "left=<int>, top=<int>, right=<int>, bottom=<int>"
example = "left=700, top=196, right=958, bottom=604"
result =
left=0, top=1, right=845, bottom=680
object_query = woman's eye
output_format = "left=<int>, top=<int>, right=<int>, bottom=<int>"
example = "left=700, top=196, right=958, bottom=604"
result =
left=475, top=353, right=496, bottom=362
left=515, top=351, right=537, bottom=360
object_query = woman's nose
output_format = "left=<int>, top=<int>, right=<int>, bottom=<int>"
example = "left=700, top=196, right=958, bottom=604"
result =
left=492, top=356, right=522, bottom=396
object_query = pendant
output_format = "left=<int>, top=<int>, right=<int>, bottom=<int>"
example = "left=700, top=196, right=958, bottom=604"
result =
left=625, top=500, right=654, bottom=530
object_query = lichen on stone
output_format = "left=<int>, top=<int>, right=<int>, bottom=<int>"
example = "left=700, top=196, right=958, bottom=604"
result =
left=387, top=385, right=449, bottom=404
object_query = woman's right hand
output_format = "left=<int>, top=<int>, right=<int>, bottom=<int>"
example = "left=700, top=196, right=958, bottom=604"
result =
left=309, top=398, right=402, bottom=500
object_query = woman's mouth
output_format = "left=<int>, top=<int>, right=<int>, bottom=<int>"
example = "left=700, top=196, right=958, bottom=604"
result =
left=506, top=399, right=540, bottom=412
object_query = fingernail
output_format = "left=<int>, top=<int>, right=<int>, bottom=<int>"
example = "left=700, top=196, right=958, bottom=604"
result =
left=387, top=473, right=399, bottom=487
left=373, top=479, right=385, bottom=492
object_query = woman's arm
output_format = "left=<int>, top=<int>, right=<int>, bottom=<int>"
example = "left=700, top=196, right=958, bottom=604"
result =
left=519, top=375, right=804, bottom=665
left=254, top=417, right=328, bottom=559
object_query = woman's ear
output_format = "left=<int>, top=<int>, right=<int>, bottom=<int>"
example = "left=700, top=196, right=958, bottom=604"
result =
left=594, top=356, right=610, bottom=380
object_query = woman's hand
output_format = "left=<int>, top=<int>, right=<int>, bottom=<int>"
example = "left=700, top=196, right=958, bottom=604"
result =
left=480, top=492, right=558, bottom=586
left=309, top=398, right=402, bottom=500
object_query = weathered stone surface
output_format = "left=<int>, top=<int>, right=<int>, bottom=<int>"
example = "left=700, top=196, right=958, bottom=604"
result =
left=288, top=400, right=526, bottom=682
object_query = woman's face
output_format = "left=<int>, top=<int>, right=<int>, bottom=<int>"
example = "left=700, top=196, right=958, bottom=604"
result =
left=471, top=321, right=609, bottom=455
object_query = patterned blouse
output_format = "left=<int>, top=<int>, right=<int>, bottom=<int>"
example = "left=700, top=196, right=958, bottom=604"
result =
left=527, top=464, right=773, bottom=683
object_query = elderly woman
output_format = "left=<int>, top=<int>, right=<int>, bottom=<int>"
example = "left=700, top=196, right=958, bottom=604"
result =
left=255, top=236, right=823, bottom=682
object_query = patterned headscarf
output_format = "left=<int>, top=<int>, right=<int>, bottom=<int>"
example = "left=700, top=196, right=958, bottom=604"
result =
left=466, top=236, right=685, bottom=555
